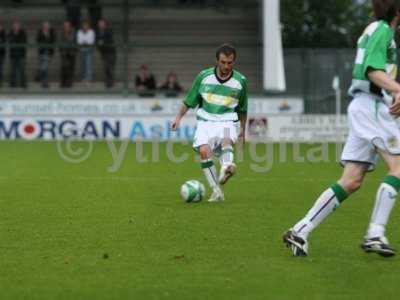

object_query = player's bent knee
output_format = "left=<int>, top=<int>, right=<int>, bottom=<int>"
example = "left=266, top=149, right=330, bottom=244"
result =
left=388, top=167, right=400, bottom=179
left=222, top=138, right=234, bottom=147
left=199, top=146, right=211, bottom=160
left=340, top=178, right=363, bottom=194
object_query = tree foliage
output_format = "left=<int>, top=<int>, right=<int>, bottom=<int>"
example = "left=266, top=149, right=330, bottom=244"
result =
left=281, top=0, right=371, bottom=48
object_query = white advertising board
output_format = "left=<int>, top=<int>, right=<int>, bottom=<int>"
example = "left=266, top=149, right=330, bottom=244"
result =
left=247, top=115, right=348, bottom=142
left=0, top=115, right=348, bottom=142
left=0, top=96, right=304, bottom=116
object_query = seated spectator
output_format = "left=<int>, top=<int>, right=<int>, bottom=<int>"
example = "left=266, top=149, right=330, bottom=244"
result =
left=59, top=20, right=77, bottom=88
left=160, top=71, right=183, bottom=97
left=0, top=22, right=6, bottom=88
left=96, top=18, right=116, bottom=89
left=8, top=20, right=27, bottom=89
left=36, top=21, right=56, bottom=88
left=135, top=64, right=156, bottom=97
left=77, top=19, right=95, bottom=85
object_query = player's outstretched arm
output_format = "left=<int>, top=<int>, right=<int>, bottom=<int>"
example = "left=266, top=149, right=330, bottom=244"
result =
left=171, top=104, right=190, bottom=131
left=368, top=69, right=400, bottom=115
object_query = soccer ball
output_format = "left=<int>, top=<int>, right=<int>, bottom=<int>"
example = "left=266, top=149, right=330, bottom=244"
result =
left=180, top=180, right=206, bottom=203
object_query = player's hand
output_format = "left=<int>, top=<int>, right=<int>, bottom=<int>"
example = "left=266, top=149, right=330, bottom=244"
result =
left=171, top=118, right=180, bottom=131
left=390, top=92, right=400, bottom=116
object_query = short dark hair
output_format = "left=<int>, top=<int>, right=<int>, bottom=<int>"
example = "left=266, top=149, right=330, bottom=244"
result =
left=216, top=44, right=237, bottom=60
left=372, top=0, right=400, bottom=23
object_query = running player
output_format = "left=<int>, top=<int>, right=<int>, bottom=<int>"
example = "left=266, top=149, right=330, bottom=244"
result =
left=284, top=0, right=400, bottom=257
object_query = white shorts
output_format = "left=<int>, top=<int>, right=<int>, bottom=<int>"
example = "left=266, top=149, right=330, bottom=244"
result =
left=193, top=120, right=239, bottom=153
left=341, top=93, right=400, bottom=170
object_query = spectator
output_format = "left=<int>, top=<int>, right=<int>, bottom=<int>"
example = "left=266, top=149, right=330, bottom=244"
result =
left=36, top=21, right=56, bottom=88
left=60, top=20, right=76, bottom=88
left=87, top=0, right=103, bottom=31
left=63, top=0, right=82, bottom=29
left=96, top=18, right=116, bottom=88
left=0, top=22, right=6, bottom=88
left=8, top=20, right=27, bottom=88
left=77, top=19, right=95, bottom=85
left=135, top=64, right=157, bottom=97
left=160, top=71, right=183, bottom=97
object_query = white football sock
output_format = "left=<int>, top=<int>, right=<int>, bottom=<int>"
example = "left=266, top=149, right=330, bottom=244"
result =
left=367, top=182, right=398, bottom=239
left=220, top=145, right=234, bottom=166
left=293, top=184, right=347, bottom=240
left=201, top=159, right=219, bottom=189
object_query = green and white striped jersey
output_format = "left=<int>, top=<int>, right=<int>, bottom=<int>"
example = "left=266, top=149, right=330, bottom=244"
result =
left=349, top=20, right=397, bottom=100
left=184, top=67, right=248, bottom=122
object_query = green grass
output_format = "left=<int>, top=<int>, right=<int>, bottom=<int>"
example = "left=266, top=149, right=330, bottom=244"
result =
left=1, top=141, right=400, bottom=300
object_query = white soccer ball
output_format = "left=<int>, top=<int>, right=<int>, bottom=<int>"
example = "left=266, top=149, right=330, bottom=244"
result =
left=180, top=180, right=206, bottom=203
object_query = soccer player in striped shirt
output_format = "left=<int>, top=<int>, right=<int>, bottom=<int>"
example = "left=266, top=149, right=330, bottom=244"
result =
left=284, top=0, right=400, bottom=257
left=171, top=44, right=248, bottom=202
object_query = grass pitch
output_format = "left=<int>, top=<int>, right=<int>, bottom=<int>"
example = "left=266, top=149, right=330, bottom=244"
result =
left=1, top=141, right=400, bottom=300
